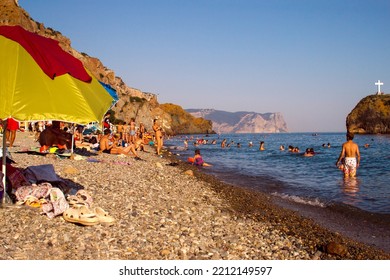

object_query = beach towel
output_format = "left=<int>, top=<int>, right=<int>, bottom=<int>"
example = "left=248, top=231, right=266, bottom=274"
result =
left=41, top=188, right=69, bottom=219
left=15, top=182, right=52, bottom=202
left=23, top=164, right=63, bottom=184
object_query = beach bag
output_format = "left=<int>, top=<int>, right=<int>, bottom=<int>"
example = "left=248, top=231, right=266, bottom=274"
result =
left=5, top=164, right=29, bottom=193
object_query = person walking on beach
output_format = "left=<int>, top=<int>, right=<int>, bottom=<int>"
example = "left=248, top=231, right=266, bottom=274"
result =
left=6, top=118, right=19, bottom=148
left=336, top=131, right=361, bottom=178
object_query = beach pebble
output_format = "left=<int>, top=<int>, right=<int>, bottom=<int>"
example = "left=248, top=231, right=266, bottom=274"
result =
left=312, top=250, right=322, bottom=260
left=325, top=242, right=348, bottom=257
left=183, top=170, right=194, bottom=176
left=0, top=132, right=386, bottom=260
left=64, top=166, right=80, bottom=175
left=161, top=249, right=170, bottom=256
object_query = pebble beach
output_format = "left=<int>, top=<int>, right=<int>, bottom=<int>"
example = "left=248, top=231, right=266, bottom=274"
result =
left=0, top=132, right=389, bottom=260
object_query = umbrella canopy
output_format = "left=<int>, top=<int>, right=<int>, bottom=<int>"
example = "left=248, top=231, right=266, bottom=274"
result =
left=0, top=25, right=115, bottom=204
left=0, top=25, right=113, bottom=124
left=99, top=81, right=119, bottom=107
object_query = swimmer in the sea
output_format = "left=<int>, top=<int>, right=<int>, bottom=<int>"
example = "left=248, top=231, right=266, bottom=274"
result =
left=259, top=141, right=265, bottom=151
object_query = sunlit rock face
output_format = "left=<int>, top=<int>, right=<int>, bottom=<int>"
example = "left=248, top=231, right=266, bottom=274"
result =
left=346, top=95, right=390, bottom=134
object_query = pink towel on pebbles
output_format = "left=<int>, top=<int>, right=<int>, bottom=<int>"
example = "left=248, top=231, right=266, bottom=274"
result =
left=15, top=182, right=52, bottom=201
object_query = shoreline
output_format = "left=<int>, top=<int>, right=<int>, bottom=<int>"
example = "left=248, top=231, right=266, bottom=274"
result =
left=188, top=167, right=390, bottom=254
left=168, top=158, right=390, bottom=259
left=0, top=132, right=389, bottom=260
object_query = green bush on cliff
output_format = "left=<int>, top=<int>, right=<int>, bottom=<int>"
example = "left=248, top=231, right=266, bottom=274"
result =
left=130, top=96, right=147, bottom=103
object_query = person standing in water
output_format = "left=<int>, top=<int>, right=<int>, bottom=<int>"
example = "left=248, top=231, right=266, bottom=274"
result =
left=336, top=131, right=361, bottom=178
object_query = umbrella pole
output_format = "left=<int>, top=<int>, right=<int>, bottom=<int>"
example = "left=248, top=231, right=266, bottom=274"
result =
left=71, top=124, right=75, bottom=155
left=1, top=120, right=8, bottom=205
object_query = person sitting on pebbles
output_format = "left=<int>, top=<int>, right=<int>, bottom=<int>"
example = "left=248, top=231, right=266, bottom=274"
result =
left=99, top=129, right=141, bottom=160
left=134, top=138, right=147, bottom=152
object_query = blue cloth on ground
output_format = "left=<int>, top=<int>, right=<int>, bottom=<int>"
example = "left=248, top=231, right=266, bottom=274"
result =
left=24, top=164, right=62, bottom=184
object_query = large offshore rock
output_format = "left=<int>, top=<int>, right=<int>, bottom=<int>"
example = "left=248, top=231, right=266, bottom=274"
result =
left=346, top=94, right=390, bottom=134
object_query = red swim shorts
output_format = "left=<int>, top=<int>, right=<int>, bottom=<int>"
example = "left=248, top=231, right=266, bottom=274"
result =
left=7, top=118, right=20, bottom=130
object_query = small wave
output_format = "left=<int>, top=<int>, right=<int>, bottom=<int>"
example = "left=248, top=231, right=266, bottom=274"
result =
left=272, top=192, right=326, bottom=208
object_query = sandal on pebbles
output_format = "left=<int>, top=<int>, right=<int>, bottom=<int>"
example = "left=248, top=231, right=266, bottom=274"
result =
left=67, top=190, right=93, bottom=208
left=63, top=205, right=115, bottom=226
left=63, top=206, right=99, bottom=226
left=94, top=207, right=115, bottom=225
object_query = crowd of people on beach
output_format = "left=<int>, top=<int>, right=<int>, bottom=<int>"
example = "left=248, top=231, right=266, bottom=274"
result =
left=0, top=114, right=167, bottom=160
left=1, top=115, right=363, bottom=178
left=0, top=115, right=170, bottom=223
left=0, top=114, right=365, bottom=232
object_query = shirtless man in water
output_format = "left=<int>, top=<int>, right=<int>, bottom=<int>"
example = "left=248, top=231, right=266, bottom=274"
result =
left=336, top=131, right=361, bottom=178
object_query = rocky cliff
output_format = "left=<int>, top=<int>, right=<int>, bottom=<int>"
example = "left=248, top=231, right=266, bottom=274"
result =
left=159, top=104, right=214, bottom=135
left=0, top=0, right=212, bottom=134
left=187, top=109, right=288, bottom=133
left=346, top=94, right=390, bottom=134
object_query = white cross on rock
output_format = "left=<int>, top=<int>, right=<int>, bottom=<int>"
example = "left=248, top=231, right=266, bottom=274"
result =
left=375, top=80, right=384, bottom=95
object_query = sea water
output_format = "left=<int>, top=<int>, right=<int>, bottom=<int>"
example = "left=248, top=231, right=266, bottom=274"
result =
left=166, top=133, right=390, bottom=215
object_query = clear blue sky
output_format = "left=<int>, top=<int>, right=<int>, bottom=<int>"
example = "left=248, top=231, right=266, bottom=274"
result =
left=19, top=0, right=390, bottom=132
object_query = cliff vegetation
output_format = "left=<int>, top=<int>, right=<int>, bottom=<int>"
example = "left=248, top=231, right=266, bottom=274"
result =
left=346, top=94, right=390, bottom=134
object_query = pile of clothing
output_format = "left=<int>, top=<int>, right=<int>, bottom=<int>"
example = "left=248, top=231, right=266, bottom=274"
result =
left=2, top=163, right=115, bottom=226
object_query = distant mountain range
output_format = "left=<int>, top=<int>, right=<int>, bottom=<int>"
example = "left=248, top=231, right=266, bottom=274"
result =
left=186, top=109, right=288, bottom=133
